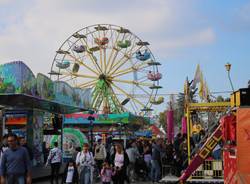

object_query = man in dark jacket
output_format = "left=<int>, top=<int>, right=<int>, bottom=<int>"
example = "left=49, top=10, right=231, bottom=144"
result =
left=0, top=134, right=32, bottom=184
left=20, top=137, right=34, bottom=161
left=151, top=138, right=164, bottom=183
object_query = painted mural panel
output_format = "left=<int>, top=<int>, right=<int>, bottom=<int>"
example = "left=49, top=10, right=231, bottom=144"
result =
left=74, top=88, right=91, bottom=108
left=54, top=81, right=74, bottom=106
left=36, top=73, right=55, bottom=100
left=0, top=61, right=36, bottom=95
left=0, top=61, right=91, bottom=109
left=33, top=111, right=44, bottom=166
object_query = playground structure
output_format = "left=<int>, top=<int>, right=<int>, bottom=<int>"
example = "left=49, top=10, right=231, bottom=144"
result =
left=179, top=74, right=250, bottom=183
left=49, top=24, right=163, bottom=115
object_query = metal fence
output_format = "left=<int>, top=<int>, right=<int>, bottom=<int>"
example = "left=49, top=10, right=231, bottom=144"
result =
left=192, top=159, right=223, bottom=179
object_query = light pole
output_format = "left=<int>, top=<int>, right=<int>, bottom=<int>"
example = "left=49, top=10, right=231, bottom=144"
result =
left=225, top=62, right=234, bottom=92
left=117, top=122, right=122, bottom=140
left=87, top=110, right=95, bottom=152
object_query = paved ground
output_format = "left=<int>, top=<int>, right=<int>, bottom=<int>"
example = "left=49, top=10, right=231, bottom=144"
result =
left=35, top=178, right=153, bottom=184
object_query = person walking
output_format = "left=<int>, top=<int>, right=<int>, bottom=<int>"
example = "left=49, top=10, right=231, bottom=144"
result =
left=76, top=143, right=94, bottom=184
left=110, top=144, right=129, bottom=184
left=0, top=134, right=32, bottom=184
left=62, top=159, right=79, bottom=184
left=126, top=141, right=139, bottom=182
left=100, top=161, right=114, bottom=184
left=151, top=139, right=164, bottom=183
left=94, top=139, right=107, bottom=177
left=20, top=137, right=33, bottom=162
left=46, top=142, right=62, bottom=184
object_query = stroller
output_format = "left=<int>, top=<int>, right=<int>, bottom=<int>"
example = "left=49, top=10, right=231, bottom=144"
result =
left=134, top=156, right=148, bottom=180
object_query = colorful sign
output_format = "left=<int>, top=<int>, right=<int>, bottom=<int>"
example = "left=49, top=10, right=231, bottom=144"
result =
left=64, top=112, right=132, bottom=125
left=63, top=128, right=88, bottom=159
left=5, top=113, right=27, bottom=125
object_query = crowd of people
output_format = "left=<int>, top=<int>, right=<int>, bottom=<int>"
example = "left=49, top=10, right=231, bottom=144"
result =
left=57, top=134, right=194, bottom=184
left=0, top=131, right=221, bottom=184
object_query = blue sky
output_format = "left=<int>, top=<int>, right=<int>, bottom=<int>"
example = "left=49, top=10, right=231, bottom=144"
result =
left=0, top=0, right=250, bottom=113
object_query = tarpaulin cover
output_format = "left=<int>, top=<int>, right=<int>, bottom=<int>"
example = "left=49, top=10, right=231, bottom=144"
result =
left=181, top=117, right=187, bottom=135
left=237, top=108, right=250, bottom=183
left=221, top=114, right=236, bottom=142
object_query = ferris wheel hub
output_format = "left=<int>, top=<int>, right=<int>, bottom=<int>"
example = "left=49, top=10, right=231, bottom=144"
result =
left=99, top=73, right=106, bottom=80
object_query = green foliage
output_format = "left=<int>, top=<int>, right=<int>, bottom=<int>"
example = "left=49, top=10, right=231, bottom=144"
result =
left=128, top=116, right=149, bottom=131
left=216, top=95, right=224, bottom=102
left=159, top=110, right=167, bottom=129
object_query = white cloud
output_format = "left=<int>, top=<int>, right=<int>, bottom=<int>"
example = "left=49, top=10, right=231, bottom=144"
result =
left=0, top=0, right=175, bottom=73
left=0, top=0, right=215, bottom=75
left=157, top=27, right=215, bottom=49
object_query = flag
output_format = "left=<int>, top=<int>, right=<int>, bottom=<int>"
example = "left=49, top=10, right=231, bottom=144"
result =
left=203, top=80, right=210, bottom=102
left=192, top=64, right=201, bottom=89
left=182, top=117, right=187, bottom=135
left=199, top=72, right=204, bottom=99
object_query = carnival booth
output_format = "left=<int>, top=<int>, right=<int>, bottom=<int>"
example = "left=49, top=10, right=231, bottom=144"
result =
left=0, top=61, right=91, bottom=165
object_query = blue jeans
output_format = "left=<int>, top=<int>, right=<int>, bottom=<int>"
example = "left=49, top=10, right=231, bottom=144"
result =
left=213, top=149, right=221, bottom=160
left=7, top=174, right=25, bottom=184
left=80, top=166, right=91, bottom=184
left=151, top=160, right=161, bottom=182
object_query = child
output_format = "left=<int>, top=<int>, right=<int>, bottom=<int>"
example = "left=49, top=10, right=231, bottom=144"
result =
left=62, top=159, right=79, bottom=184
left=100, top=161, right=114, bottom=184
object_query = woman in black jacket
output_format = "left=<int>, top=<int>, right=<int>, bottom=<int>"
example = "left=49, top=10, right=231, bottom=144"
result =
left=62, top=160, right=79, bottom=184
left=110, top=143, right=130, bottom=184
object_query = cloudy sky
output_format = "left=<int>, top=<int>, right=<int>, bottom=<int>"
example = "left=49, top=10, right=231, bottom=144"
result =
left=0, top=0, right=250, bottom=111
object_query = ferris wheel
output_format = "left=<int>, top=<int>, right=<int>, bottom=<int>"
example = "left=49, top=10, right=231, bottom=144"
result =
left=50, top=24, right=163, bottom=114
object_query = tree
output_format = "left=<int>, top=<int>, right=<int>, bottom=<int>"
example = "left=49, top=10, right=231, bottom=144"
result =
left=216, top=95, right=224, bottom=102
left=128, top=116, right=149, bottom=131
left=159, top=110, right=167, bottom=130
left=176, top=93, right=185, bottom=127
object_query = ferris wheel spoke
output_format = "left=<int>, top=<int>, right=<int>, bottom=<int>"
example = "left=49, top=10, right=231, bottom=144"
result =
left=78, top=34, right=102, bottom=74
left=92, top=92, right=103, bottom=110
left=130, top=97, right=140, bottom=112
left=60, top=71, right=98, bottom=80
left=112, top=79, right=152, bottom=87
left=76, top=79, right=97, bottom=88
left=66, top=53, right=99, bottom=75
left=106, top=32, right=121, bottom=73
left=109, top=85, right=125, bottom=113
left=111, top=63, right=148, bottom=78
left=108, top=44, right=142, bottom=76
left=111, top=82, right=144, bottom=107
left=136, top=85, right=152, bottom=97
left=97, top=28, right=104, bottom=72
left=71, top=73, right=98, bottom=80
left=104, top=48, right=107, bottom=74
left=137, top=76, right=147, bottom=81
left=107, top=37, right=138, bottom=74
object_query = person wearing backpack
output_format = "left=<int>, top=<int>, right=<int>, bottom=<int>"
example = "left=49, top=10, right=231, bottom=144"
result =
left=94, top=139, right=107, bottom=177
left=76, top=143, right=94, bottom=184
left=46, top=142, right=62, bottom=184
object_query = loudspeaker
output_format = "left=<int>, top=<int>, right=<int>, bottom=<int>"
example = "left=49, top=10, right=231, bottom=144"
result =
left=52, top=115, right=62, bottom=130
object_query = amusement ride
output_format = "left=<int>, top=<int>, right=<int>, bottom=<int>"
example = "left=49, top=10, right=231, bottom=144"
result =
left=49, top=24, right=164, bottom=114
